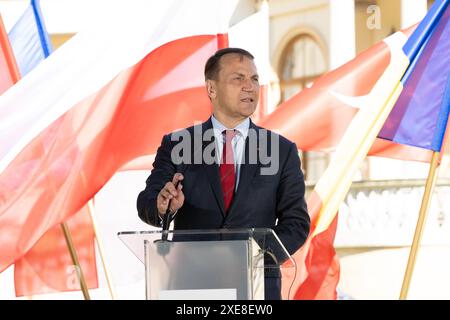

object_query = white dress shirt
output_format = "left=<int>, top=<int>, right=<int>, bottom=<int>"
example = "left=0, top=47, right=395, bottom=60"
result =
left=211, top=115, right=250, bottom=192
left=159, top=116, right=250, bottom=223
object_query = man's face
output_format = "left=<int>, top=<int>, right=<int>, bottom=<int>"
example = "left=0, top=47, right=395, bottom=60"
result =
left=207, top=53, right=260, bottom=121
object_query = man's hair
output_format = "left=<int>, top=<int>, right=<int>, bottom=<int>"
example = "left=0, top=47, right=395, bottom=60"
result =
left=204, top=47, right=254, bottom=81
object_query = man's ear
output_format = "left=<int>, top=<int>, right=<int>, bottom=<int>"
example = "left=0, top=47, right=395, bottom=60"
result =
left=206, top=80, right=216, bottom=99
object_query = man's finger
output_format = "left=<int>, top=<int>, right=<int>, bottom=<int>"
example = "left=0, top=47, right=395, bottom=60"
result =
left=164, top=183, right=177, bottom=197
left=159, top=199, right=168, bottom=211
left=172, top=173, right=184, bottom=185
left=160, top=189, right=173, bottom=199
left=158, top=194, right=168, bottom=209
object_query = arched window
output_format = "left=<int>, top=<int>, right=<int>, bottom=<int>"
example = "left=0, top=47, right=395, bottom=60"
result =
left=278, top=32, right=328, bottom=182
left=279, top=33, right=327, bottom=101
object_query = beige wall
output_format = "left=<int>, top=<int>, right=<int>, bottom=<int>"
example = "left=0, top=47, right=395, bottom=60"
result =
left=355, top=1, right=375, bottom=54
left=376, top=0, right=401, bottom=39
left=355, top=0, right=401, bottom=54
left=50, top=33, right=74, bottom=50
left=269, top=0, right=329, bottom=75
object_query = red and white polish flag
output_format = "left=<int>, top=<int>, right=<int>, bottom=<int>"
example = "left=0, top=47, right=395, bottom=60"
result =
left=0, top=0, right=239, bottom=272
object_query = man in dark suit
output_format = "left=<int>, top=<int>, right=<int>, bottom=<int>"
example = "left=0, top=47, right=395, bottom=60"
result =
left=137, top=48, right=310, bottom=300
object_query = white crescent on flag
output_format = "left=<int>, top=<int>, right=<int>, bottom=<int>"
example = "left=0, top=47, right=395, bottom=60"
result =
left=328, top=90, right=369, bottom=109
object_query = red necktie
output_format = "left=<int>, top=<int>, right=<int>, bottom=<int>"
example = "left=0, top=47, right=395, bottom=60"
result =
left=220, top=129, right=237, bottom=213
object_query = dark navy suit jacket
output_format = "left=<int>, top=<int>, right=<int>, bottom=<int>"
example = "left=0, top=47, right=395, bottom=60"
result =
left=137, top=117, right=310, bottom=299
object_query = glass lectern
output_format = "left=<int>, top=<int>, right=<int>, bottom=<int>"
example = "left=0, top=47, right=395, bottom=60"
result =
left=118, top=228, right=294, bottom=300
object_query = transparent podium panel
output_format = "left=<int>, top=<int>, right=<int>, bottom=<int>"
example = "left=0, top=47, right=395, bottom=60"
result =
left=118, top=228, right=294, bottom=300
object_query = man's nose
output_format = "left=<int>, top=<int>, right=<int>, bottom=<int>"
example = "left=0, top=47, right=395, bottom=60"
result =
left=242, top=78, right=257, bottom=91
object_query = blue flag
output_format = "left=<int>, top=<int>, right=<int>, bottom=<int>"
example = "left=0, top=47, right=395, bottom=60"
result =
left=379, top=0, right=450, bottom=152
left=8, top=0, right=52, bottom=76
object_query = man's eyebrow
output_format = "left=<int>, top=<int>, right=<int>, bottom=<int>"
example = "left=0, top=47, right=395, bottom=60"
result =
left=230, top=72, right=259, bottom=78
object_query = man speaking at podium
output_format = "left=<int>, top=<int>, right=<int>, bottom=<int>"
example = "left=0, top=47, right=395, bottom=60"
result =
left=137, top=48, right=310, bottom=300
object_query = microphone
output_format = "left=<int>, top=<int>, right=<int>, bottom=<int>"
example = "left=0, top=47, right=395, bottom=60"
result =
left=154, top=186, right=176, bottom=255
left=161, top=211, right=171, bottom=241
left=155, top=173, right=183, bottom=256
left=161, top=178, right=180, bottom=241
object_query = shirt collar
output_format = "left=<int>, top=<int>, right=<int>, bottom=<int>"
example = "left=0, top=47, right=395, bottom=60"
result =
left=211, top=114, right=250, bottom=140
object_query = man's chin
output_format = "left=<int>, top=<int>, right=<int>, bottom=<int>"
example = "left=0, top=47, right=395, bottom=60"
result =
left=239, top=105, right=257, bottom=117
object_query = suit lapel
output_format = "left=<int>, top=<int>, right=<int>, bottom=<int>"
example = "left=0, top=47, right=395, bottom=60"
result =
left=200, top=118, right=225, bottom=216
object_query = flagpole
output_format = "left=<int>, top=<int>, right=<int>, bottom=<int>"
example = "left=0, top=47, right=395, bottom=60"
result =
left=399, top=151, right=441, bottom=300
left=87, top=199, right=117, bottom=300
left=61, top=222, right=91, bottom=300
